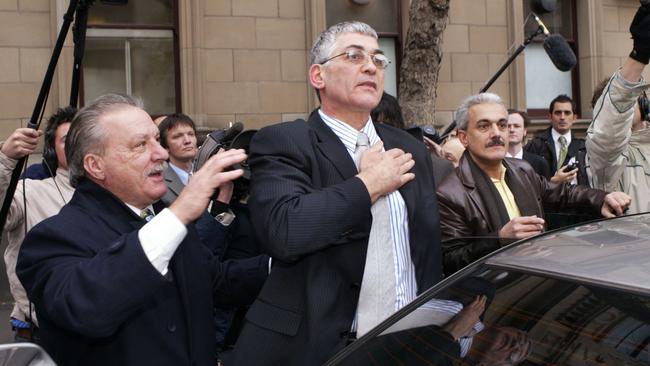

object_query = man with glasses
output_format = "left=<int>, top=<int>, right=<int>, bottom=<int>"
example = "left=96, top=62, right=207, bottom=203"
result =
left=229, top=21, right=443, bottom=365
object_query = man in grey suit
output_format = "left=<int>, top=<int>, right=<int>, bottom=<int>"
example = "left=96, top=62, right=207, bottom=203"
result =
left=230, top=21, right=442, bottom=365
left=158, top=114, right=235, bottom=226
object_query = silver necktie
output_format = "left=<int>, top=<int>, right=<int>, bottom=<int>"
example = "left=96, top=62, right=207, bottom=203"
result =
left=354, top=132, right=397, bottom=336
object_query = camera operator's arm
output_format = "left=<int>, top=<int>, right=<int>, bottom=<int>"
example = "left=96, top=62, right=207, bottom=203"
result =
left=0, top=128, right=43, bottom=225
left=586, top=2, right=650, bottom=192
left=550, top=165, right=578, bottom=183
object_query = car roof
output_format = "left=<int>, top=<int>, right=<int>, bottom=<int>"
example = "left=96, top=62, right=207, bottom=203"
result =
left=486, top=213, right=650, bottom=294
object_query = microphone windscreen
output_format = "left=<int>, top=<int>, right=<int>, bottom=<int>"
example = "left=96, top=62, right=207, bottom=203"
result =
left=223, top=122, right=244, bottom=141
left=543, top=34, right=577, bottom=72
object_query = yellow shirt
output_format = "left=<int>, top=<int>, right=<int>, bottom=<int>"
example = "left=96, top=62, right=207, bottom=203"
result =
left=490, top=165, right=521, bottom=220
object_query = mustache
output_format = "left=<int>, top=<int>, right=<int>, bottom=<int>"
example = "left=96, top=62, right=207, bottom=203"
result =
left=145, top=164, right=165, bottom=176
left=485, top=138, right=505, bottom=148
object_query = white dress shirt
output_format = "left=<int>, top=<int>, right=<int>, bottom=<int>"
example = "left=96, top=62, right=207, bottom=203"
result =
left=318, top=109, right=418, bottom=313
left=124, top=204, right=187, bottom=276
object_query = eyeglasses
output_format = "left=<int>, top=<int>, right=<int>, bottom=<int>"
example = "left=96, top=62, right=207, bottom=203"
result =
left=320, top=49, right=391, bottom=69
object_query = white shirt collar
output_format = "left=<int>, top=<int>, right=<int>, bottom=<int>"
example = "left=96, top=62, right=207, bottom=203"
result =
left=318, top=109, right=381, bottom=156
left=551, top=128, right=571, bottom=145
left=505, top=148, right=523, bottom=159
left=124, top=202, right=155, bottom=218
left=169, top=162, right=191, bottom=186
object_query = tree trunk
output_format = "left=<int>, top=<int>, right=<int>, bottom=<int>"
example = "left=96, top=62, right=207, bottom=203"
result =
left=398, top=0, right=450, bottom=128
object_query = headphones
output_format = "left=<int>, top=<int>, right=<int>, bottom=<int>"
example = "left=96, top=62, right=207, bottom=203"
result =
left=640, top=91, right=650, bottom=122
left=42, top=123, right=58, bottom=173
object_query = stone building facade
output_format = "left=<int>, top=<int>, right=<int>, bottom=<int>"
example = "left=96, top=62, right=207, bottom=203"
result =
left=0, top=0, right=648, bottom=144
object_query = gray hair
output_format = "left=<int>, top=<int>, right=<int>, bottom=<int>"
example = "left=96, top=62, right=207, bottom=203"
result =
left=454, top=92, right=505, bottom=130
left=309, top=21, right=378, bottom=65
left=66, top=94, right=143, bottom=187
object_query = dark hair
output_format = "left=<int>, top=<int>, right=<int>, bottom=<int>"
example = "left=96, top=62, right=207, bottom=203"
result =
left=371, top=92, right=405, bottom=129
left=158, top=113, right=196, bottom=149
left=640, top=91, right=650, bottom=122
left=43, top=106, right=77, bottom=172
left=548, top=94, right=575, bottom=114
left=507, top=109, right=531, bottom=128
left=591, top=78, right=610, bottom=109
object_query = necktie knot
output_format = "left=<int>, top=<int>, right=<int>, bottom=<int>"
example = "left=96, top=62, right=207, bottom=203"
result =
left=140, top=208, right=154, bottom=222
left=355, top=132, right=370, bottom=152
left=558, top=135, right=567, bottom=146
left=353, top=132, right=370, bottom=170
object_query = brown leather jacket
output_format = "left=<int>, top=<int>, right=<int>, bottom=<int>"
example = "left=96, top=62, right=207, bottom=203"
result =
left=436, top=154, right=607, bottom=275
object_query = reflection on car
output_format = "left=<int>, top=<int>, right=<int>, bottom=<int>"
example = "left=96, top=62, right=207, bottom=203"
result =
left=326, top=214, right=650, bottom=365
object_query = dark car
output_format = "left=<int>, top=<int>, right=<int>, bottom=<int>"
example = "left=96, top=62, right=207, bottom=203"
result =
left=326, top=214, right=650, bottom=365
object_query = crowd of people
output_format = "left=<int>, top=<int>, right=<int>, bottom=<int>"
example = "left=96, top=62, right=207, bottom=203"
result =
left=0, top=3, right=648, bottom=366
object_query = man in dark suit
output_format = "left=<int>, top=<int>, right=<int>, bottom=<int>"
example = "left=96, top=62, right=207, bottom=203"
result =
left=229, top=21, right=443, bottom=365
left=524, top=94, right=586, bottom=184
left=506, top=109, right=550, bottom=178
left=16, top=94, right=268, bottom=366
left=436, top=93, right=631, bottom=275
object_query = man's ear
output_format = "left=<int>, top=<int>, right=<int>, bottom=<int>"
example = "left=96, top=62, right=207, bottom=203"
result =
left=309, top=64, right=325, bottom=91
left=457, top=130, right=469, bottom=148
left=83, top=153, right=105, bottom=181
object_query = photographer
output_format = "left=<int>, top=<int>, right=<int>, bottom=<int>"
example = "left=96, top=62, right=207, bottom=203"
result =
left=158, top=114, right=266, bottom=357
left=586, top=1, right=650, bottom=214
left=0, top=107, right=76, bottom=342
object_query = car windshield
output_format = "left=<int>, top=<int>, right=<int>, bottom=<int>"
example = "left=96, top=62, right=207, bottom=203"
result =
left=329, top=261, right=650, bottom=365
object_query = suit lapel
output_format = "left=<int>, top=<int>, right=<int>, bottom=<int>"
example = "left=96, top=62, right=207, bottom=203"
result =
left=307, top=111, right=358, bottom=180
left=566, top=133, right=580, bottom=164
left=544, top=129, right=558, bottom=170
left=503, top=159, right=538, bottom=217
left=457, top=154, right=491, bottom=228
left=164, top=167, right=185, bottom=198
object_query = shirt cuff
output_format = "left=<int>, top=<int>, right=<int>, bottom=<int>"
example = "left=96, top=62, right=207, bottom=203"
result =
left=138, top=208, right=187, bottom=275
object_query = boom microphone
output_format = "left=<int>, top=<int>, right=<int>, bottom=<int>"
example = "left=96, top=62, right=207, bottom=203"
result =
left=533, top=14, right=550, bottom=35
left=533, top=14, right=577, bottom=72
left=543, top=34, right=577, bottom=72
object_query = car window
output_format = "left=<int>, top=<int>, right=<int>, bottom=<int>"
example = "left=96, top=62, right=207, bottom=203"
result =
left=332, top=264, right=650, bottom=365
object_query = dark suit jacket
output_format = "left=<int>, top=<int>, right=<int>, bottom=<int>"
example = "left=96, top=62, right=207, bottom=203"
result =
left=436, top=154, right=607, bottom=275
left=524, top=127, right=585, bottom=172
left=522, top=151, right=551, bottom=179
left=230, top=110, right=443, bottom=365
left=16, top=179, right=268, bottom=366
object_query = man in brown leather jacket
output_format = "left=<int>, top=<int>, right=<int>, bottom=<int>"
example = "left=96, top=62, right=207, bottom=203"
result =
left=436, top=93, right=632, bottom=275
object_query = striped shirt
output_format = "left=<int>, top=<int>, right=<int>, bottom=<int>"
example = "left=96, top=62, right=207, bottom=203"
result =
left=319, top=109, right=418, bottom=313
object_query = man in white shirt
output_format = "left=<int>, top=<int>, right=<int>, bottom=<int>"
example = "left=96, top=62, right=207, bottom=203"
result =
left=16, top=94, right=268, bottom=366
left=506, top=109, right=550, bottom=178
left=230, top=21, right=442, bottom=365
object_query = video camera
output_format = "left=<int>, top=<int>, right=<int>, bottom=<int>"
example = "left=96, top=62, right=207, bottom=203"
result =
left=405, top=124, right=444, bottom=144
left=193, top=122, right=257, bottom=202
